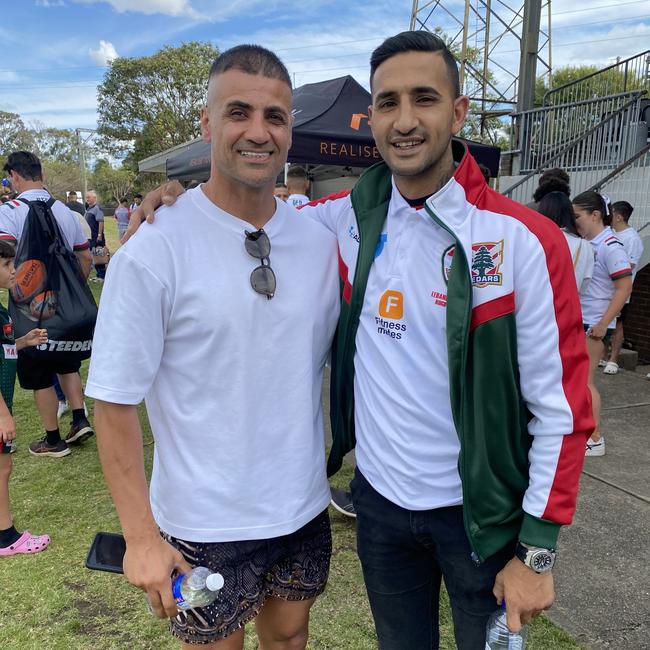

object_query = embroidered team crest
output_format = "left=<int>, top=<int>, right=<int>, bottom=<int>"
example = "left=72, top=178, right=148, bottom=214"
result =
left=471, top=240, right=504, bottom=287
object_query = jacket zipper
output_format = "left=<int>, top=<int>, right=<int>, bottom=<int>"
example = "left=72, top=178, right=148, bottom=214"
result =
left=424, top=203, right=482, bottom=565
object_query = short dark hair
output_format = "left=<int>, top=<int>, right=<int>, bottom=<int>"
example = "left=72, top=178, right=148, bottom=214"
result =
left=538, top=191, right=579, bottom=236
left=287, top=166, right=308, bottom=180
left=68, top=191, right=77, bottom=197
left=539, top=167, right=570, bottom=186
left=533, top=177, right=570, bottom=203
left=2, top=151, right=43, bottom=182
left=275, top=182, right=287, bottom=189
left=209, top=45, right=291, bottom=89
left=133, top=193, right=143, bottom=199
left=370, top=31, right=460, bottom=97
left=0, top=239, right=16, bottom=259
left=611, top=200, right=634, bottom=222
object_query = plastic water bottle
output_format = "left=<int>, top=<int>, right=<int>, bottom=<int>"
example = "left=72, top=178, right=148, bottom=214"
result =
left=172, top=566, right=224, bottom=610
left=485, top=602, right=528, bottom=649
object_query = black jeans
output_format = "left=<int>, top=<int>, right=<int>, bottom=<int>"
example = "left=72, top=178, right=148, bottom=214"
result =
left=351, top=468, right=514, bottom=650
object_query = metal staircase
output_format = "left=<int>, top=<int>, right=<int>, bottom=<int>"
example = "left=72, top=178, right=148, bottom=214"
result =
left=502, top=50, right=650, bottom=229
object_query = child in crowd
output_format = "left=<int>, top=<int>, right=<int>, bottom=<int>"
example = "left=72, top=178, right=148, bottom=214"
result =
left=114, top=198, right=130, bottom=241
left=0, top=238, right=51, bottom=556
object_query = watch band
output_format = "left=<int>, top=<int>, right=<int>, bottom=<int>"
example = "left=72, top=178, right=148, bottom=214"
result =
left=515, top=541, right=556, bottom=573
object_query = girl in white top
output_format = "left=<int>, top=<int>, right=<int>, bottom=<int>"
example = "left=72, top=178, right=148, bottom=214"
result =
left=572, top=191, right=633, bottom=457
left=537, top=191, right=594, bottom=295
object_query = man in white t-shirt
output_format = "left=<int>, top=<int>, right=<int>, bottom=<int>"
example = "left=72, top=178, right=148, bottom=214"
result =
left=603, top=200, right=645, bottom=374
left=86, top=46, right=339, bottom=649
left=0, top=152, right=94, bottom=459
left=286, top=165, right=310, bottom=207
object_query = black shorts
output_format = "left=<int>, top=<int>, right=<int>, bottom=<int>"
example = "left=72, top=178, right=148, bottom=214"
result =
left=17, top=352, right=81, bottom=391
left=164, top=509, right=332, bottom=645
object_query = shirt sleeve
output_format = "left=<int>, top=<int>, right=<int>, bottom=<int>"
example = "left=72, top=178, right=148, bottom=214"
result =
left=66, top=207, right=90, bottom=250
left=298, top=190, right=352, bottom=234
left=95, top=207, right=104, bottom=222
left=85, top=247, right=170, bottom=405
left=627, top=234, right=643, bottom=268
left=0, top=203, right=19, bottom=239
left=604, top=238, right=632, bottom=280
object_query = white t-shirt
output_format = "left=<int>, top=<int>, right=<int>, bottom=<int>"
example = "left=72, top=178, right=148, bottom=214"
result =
left=0, top=189, right=89, bottom=251
left=614, top=226, right=644, bottom=277
left=86, top=187, right=340, bottom=542
left=563, top=231, right=594, bottom=295
left=302, top=181, right=462, bottom=511
left=580, top=227, right=632, bottom=328
left=288, top=194, right=310, bottom=208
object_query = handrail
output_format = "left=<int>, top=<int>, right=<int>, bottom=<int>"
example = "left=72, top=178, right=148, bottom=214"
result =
left=588, top=142, right=650, bottom=192
left=543, top=49, right=650, bottom=106
left=502, top=94, right=644, bottom=197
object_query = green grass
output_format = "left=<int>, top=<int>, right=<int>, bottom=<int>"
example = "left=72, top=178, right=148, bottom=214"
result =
left=0, top=219, right=584, bottom=649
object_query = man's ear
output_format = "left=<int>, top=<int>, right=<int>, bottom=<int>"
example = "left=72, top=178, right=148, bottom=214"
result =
left=367, top=104, right=373, bottom=126
left=452, top=95, right=470, bottom=136
left=200, top=106, right=211, bottom=143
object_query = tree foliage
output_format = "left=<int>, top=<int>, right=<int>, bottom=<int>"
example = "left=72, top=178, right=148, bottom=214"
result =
left=535, top=65, right=629, bottom=105
left=30, top=122, right=79, bottom=163
left=97, top=41, right=219, bottom=160
left=42, top=159, right=83, bottom=201
left=91, top=159, right=136, bottom=204
left=0, top=111, right=36, bottom=158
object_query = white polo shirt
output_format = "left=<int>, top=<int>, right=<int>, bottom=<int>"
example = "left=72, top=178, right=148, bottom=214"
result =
left=580, top=227, right=632, bottom=328
left=86, top=187, right=340, bottom=542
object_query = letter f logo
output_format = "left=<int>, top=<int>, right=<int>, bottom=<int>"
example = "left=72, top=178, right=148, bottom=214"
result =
left=379, top=290, right=403, bottom=319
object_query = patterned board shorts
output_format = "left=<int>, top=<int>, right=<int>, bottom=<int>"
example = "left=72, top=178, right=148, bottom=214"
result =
left=163, top=509, right=332, bottom=645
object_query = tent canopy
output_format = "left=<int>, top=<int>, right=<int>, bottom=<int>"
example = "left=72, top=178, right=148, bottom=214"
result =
left=164, top=75, right=501, bottom=180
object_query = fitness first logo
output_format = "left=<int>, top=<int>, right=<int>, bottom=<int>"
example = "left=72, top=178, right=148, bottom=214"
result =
left=375, top=290, right=407, bottom=340
left=471, top=240, right=504, bottom=287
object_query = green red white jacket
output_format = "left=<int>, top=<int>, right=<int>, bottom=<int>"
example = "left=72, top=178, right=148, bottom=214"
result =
left=314, top=142, right=594, bottom=561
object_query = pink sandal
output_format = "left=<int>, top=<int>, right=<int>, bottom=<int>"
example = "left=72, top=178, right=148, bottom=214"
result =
left=0, top=531, right=50, bottom=556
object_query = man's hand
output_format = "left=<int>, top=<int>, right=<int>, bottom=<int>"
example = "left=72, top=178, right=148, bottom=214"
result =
left=0, top=411, right=16, bottom=443
left=18, top=328, right=48, bottom=350
left=122, top=534, right=193, bottom=618
left=493, top=557, right=554, bottom=633
left=122, top=181, right=185, bottom=243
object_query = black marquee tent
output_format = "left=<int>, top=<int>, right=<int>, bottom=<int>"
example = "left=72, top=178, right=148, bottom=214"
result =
left=165, top=75, right=501, bottom=181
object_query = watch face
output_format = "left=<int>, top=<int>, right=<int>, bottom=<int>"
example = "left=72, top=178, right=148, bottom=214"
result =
left=531, top=550, right=554, bottom=572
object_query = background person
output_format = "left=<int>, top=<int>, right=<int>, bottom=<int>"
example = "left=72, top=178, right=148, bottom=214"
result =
left=0, top=151, right=94, bottom=459
left=572, top=191, right=632, bottom=457
left=602, top=200, right=644, bottom=375
left=527, top=167, right=570, bottom=211
left=537, top=191, right=593, bottom=296
left=114, top=197, right=130, bottom=240
left=85, top=190, right=106, bottom=282
left=286, top=166, right=310, bottom=207
left=0, top=238, right=51, bottom=557
left=273, top=182, right=289, bottom=202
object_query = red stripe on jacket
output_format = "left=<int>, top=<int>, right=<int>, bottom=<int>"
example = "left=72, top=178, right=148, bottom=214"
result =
left=461, top=158, right=593, bottom=525
left=470, top=292, right=515, bottom=331
left=338, top=247, right=352, bottom=304
left=299, top=189, right=351, bottom=209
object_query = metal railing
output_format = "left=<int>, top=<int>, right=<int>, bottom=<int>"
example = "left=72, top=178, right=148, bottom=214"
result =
left=511, top=91, right=645, bottom=173
left=589, top=143, right=650, bottom=232
left=502, top=94, right=647, bottom=205
left=543, top=50, right=650, bottom=107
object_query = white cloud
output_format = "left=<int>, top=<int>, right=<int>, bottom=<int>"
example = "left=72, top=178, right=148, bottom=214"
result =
left=89, top=40, right=119, bottom=65
left=73, top=0, right=201, bottom=18
left=36, top=0, right=66, bottom=6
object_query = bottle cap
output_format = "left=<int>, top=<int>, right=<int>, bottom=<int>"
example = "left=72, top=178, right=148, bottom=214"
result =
left=206, top=573, right=225, bottom=591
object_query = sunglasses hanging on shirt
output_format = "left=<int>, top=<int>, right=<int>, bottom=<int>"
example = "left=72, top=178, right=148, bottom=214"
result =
left=244, top=228, right=276, bottom=300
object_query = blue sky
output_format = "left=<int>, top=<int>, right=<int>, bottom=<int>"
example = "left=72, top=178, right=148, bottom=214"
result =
left=1, top=0, right=649, bottom=134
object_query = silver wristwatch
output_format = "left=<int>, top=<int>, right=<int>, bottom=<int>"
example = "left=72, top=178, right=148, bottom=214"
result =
left=515, top=542, right=556, bottom=573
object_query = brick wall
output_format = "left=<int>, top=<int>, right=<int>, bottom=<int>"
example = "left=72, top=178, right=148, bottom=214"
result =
left=626, top=264, right=650, bottom=362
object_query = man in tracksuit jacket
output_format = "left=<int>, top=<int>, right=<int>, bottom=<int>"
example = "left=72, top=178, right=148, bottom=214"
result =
left=300, top=32, right=594, bottom=649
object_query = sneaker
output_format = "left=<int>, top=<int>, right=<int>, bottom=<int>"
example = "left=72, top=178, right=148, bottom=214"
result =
left=597, top=359, right=607, bottom=368
left=66, top=418, right=94, bottom=444
left=29, top=437, right=70, bottom=458
left=603, top=361, right=618, bottom=375
left=57, top=400, right=69, bottom=419
left=330, top=487, right=357, bottom=518
left=586, top=436, right=605, bottom=457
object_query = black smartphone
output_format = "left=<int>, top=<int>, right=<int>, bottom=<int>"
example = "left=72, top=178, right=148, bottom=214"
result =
left=85, top=531, right=126, bottom=574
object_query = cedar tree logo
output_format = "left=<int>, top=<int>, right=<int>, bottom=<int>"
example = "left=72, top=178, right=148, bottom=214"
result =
left=471, top=240, right=504, bottom=287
